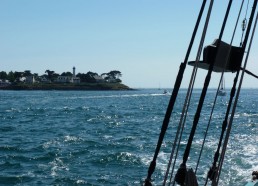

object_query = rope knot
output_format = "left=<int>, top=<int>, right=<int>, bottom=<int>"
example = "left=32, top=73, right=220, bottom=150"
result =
left=175, top=163, right=187, bottom=185
left=208, top=165, right=217, bottom=181
left=144, top=160, right=156, bottom=186
left=144, top=178, right=152, bottom=186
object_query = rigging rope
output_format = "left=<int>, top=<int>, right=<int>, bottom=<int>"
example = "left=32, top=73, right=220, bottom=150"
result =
left=198, top=2, right=246, bottom=181
left=213, top=6, right=257, bottom=185
left=240, top=67, right=258, bottom=79
left=174, top=0, right=233, bottom=185
left=199, top=1, right=247, bottom=185
left=208, top=5, right=258, bottom=182
left=168, top=74, right=196, bottom=186
left=215, top=8, right=258, bottom=186
left=144, top=1, right=207, bottom=185
left=162, top=1, right=215, bottom=185
left=240, top=0, right=249, bottom=46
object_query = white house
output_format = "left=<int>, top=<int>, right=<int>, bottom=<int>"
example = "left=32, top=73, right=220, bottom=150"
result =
left=18, top=77, right=26, bottom=82
left=71, top=77, right=80, bottom=83
left=55, top=76, right=81, bottom=83
left=0, top=79, right=11, bottom=87
left=93, top=75, right=105, bottom=83
left=39, top=76, right=50, bottom=83
left=55, top=76, right=72, bottom=83
left=106, top=76, right=117, bottom=83
left=25, top=76, right=35, bottom=83
left=53, top=67, right=81, bottom=83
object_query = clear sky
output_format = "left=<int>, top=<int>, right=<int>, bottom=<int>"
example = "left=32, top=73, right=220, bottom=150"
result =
left=0, top=0, right=257, bottom=88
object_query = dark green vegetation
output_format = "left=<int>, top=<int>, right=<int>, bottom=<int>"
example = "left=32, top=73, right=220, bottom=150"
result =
left=0, top=82, right=131, bottom=90
left=0, top=69, right=132, bottom=90
left=0, top=70, right=122, bottom=83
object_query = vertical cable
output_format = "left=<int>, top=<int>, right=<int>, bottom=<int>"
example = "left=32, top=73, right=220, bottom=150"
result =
left=215, top=8, right=258, bottom=186
left=202, top=1, right=246, bottom=185
left=174, top=0, right=233, bottom=185
left=144, top=1, right=207, bottom=185
left=162, top=1, right=214, bottom=185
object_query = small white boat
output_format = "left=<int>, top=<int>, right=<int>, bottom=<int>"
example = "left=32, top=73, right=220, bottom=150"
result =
left=218, top=77, right=226, bottom=96
left=163, top=89, right=171, bottom=95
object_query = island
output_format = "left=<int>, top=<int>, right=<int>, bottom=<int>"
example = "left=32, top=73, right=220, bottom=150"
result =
left=0, top=67, right=132, bottom=90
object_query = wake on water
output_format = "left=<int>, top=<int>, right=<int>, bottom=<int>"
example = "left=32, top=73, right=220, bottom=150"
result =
left=0, top=89, right=257, bottom=185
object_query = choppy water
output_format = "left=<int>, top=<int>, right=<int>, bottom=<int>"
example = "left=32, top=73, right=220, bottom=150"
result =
left=0, top=89, right=257, bottom=185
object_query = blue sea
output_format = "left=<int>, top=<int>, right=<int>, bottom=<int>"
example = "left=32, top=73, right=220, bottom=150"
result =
left=0, top=89, right=257, bottom=185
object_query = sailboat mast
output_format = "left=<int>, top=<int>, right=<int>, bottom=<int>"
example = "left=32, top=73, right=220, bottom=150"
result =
left=221, top=76, right=224, bottom=89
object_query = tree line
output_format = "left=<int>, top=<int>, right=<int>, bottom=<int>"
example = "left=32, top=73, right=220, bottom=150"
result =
left=0, top=70, right=122, bottom=83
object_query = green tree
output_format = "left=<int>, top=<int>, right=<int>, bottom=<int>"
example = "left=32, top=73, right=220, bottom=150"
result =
left=33, top=73, right=40, bottom=81
left=108, top=70, right=122, bottom=79
left=86, top=71, right=98, bottom=77
left=24, top=70, right=32, bottom=77
left=0, top=71, right=7, bottom=79
left=77, top=71, right=98, bottom=83
left=14, top=71, right=23, bottom=79
left=105, top=70, right=122, bottom=83
left=61, top=72, right=73, bottom=76
left=76, top=73, right=87, bottom=82
left=7, top=71, right=15, bottom=82
left=52, top=73, right=60, bottom=80
left=45, top=70, right=55, bottom=82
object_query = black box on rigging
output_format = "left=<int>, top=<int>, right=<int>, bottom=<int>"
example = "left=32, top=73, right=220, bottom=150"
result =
left=188, top=39, right=243, bottom=73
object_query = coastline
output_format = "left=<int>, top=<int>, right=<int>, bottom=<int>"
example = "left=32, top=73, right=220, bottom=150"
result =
left=0, top=83, right=133, bottom=91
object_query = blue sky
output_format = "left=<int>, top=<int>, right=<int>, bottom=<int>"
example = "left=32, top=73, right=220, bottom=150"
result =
left=0, top=0, right=257, bottom=88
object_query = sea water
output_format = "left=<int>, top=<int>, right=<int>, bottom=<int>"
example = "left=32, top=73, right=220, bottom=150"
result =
left=0, top=89, right=257, bottom=185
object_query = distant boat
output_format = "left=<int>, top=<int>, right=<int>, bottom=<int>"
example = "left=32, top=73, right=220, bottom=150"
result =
left=163, top=89, right=170, bottom=95
left=218, top=77, right=226, bottom=96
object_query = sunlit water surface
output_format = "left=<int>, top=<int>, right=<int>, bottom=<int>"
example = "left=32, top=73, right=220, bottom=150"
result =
left=0, top=89, right=257, bottom=185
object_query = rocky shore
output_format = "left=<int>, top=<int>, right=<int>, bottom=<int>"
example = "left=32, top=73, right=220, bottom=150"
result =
left=0, top=83, right=132, bottom=91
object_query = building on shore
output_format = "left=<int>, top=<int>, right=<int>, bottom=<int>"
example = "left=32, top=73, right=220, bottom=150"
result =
left=0, top=79, right=11, bottom=87
left=25, top=76, right=36, bottom=84
left=93, top=75, right=105, bottom=83
left=55, top=67, right=80, bottom=83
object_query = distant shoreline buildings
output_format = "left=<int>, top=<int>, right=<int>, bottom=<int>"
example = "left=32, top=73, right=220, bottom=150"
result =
left=55, top=67, right=80, bottom=84
left=0, top=67, right=122, bottom=87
